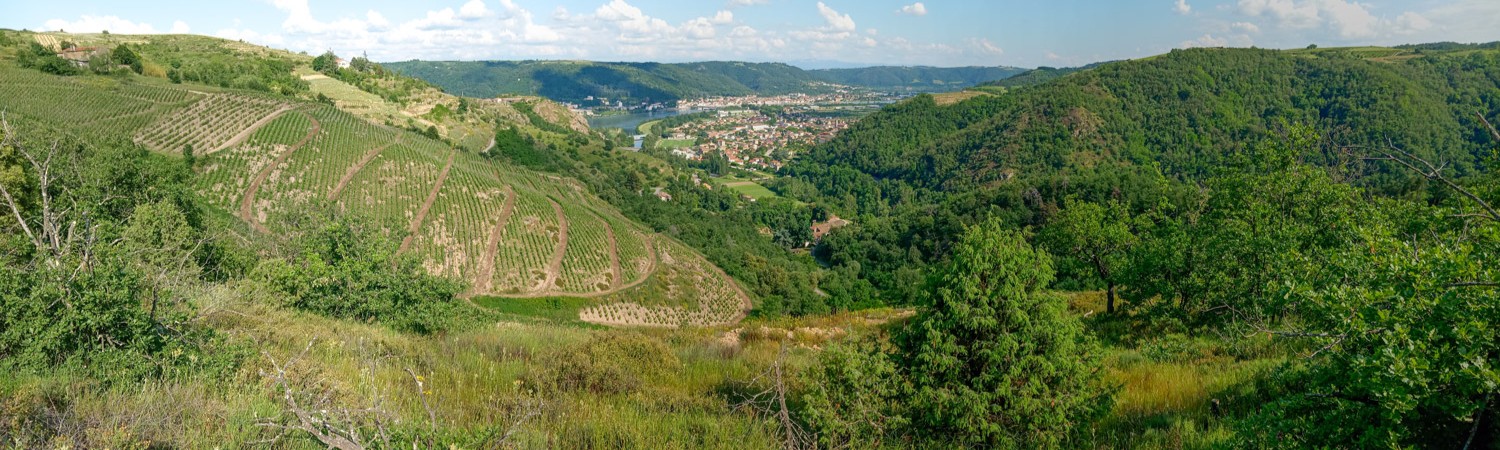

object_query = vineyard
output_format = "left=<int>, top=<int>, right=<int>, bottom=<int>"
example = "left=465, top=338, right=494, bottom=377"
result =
left=0, top=57, right=752, bottom=328
left=0, top=66, right=195, bottom=142
left=134, top=93, right=289, bottom=154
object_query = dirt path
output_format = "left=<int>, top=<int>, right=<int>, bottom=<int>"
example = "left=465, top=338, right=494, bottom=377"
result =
left=482, top=137, right=496, bottom=153
left=472, top=184, right=517, bottom=294
left=533, top=198, right=569, bottom=293
left=327, top=136, right=401, bottom=201
left=211, top=104, right=295, bottom=155
left=240, top=110, right=319, bottom=234
left=593, top=210, right=624, bottom=290
left=398, top=149, right=457, bottom=254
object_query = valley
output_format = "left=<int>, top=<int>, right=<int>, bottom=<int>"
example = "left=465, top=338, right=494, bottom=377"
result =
left=1, top=3, right=1499, bottom=448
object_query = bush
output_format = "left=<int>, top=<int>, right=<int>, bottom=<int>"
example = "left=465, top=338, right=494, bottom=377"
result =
left=253, top=211, right=466, bottom=334
left=527, top=332, right=680, bottom=394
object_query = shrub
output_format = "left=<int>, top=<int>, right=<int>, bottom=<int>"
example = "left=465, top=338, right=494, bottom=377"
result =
left=527, top=332, right=680, bottom=394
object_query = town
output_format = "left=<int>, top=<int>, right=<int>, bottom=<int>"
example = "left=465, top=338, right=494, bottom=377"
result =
left=655, top=108, right=851, bottom=170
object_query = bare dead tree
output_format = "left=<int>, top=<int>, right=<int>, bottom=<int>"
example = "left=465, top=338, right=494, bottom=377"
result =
left=732, top=343, right=815, bottom=450
left=256, top=339, right=383, bottom=450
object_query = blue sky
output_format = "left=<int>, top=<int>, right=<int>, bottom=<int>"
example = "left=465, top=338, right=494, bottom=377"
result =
left=5, top=0, right=1498, bottom=67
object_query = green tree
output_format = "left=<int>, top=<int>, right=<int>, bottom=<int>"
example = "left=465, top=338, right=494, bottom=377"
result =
left=1042, top=199, right=1135, bottom=313
left=311, top=50, right=339, bottom=73
left=111, top=44, right=142, bottom=74
left=120, top=201, right=201, bottom=322
left=181, top=143, right=195, bottom=169
left=897, top=219, right=1110, bottom=448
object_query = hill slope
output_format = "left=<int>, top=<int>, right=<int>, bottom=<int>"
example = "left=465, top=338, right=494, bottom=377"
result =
left=808, top=65, right=1028, bottom=91
left=384, top=60, right=828, bottom=105
left=0, top=31, right=751, bottom=327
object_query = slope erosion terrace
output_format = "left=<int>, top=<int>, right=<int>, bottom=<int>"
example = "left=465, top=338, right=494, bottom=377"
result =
left=0, top=32, right=750, bottom=328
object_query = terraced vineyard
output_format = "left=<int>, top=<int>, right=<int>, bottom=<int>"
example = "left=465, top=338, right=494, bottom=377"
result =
left=134, top=93, right=288, bottom=154
left=1, top=62, right=751, bottom=328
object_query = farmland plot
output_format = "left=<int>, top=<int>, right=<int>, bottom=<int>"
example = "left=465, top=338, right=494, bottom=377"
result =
left=406, top=158, right=510, bottom=283
left=579, top=239, right=751, bottom=327
left=196, top=111, right=316, bottom=212
left=486, top=189, right=563, bottom=294
left=555, top=203, right=616, bottom=293
left=252, top=106, right=398, bottom=227
left=134, top=93, right=287, bottom=154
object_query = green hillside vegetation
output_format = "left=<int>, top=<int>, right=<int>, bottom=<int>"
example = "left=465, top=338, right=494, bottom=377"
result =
left=8, top=24, right=1500, bottom=447
left=975, top=61, right=1109, bottom=89
left=807, top=65, right=1028, bottom=91
left=0, top=32, right=750, bottom=328
left=385, top=59, right=829, bottom=105
left=770, top=44, right=1500, bottom=447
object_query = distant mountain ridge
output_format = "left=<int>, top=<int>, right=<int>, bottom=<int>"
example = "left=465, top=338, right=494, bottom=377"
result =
left=808, top=65, right=1028, bottom=91
left=385, top=59, right=1031, bottom=104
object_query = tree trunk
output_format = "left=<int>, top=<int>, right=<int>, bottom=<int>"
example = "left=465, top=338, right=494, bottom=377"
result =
left=1106, top=282, right=1117, bottom=314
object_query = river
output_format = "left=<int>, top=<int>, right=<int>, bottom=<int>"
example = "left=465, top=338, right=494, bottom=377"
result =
left=586, top=108, right=704, bottom=132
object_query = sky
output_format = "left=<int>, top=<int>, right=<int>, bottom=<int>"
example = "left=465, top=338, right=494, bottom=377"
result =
left=4, top=0, right=1499, bottom=68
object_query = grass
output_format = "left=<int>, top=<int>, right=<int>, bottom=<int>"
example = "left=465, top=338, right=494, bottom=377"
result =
left=724, top=181, right=778, bottom=200
left=656, top=138, right=696, bottom=149
left=931, top=89, right=994, bottom=106
left=638, top=119, right=661, bottom=135
left=473, top=295, right=601, bottom=326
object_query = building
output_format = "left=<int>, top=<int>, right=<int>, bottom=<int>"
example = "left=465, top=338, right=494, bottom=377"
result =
left=810, top=215, right=851, bottom=242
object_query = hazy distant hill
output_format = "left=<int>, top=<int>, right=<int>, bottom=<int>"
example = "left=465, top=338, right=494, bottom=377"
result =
left=974, top=62, right=1111, bottom=89
left=808, top=65, right=1028, bottom=91
left=387, top=59, right=1032, bottom=104
left=385, top=60, right=826, bottom=105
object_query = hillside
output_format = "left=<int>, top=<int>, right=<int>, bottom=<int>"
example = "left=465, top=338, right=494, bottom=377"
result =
left=0, top=31, right=750, bottom=327
left=385, top=59, right=828, bottom=105
left=808, top=65, right=1027, bottom=91
left=974, top=62, right=1109, bottom=89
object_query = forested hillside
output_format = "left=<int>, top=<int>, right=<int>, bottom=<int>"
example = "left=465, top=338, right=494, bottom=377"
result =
left=385, top=60, right=828, bottom=104
left=808, top=65, right=1027, bottom=91
left=767, top=43, right=1500, bottom=447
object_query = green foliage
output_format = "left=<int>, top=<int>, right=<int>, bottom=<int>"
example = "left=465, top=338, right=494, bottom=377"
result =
left=898, top=220, right=1110, bottom=447
left=311, top=50, right=338, bottom=73
left=0, top=119, right=237, bottom=383
left=527, top=332, right=681, bottom=394
left=800, top=339, right=911, bottom=448
left=1235, top=197, right=1500, bottom=448
left=111, top=44, right=142, bottom=74
left=253, top=210, right=466, bottom=335
left=1039, top=199, right=1135, bottom=312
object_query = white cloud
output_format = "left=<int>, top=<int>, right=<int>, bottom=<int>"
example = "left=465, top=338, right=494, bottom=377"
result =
left=366, top=11, right=390, bottom=29
left=169, top=20, right=191, bottom=34
left=898, top=3, right=928, bottom=17
left=1391, top=11, right=1431, bottom=35
left=1317, top=0, right=1378, bottom=38
left=727, top=0, right=768, bottom=7
left=1237, top=0, right=1320, bottom=28
left=972, top=38, right=1003, bottom=55
left=1181, top=33, right=1228, bottom=48
left=596, top=0, right=672, bottom=34
left=816, top=2, right=856, bottom=32
left=1238, top=0, right=1437, bottom=40
left=710, top=10, right=734, bottom=25
left=43, top=15, right=161, bottom=34
left=458, top=0, right=491, bottom=19
left=1230, top=21, right=1260, bottom=33
left=1174, top=0, right=1192, bottom=15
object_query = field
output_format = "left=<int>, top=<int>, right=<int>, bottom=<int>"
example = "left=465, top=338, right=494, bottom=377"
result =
left=1, top=61, right=753, bottom=328
left=656, top=138, right=696, bottom=149
left=712, top=175, right=780, bottom=201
